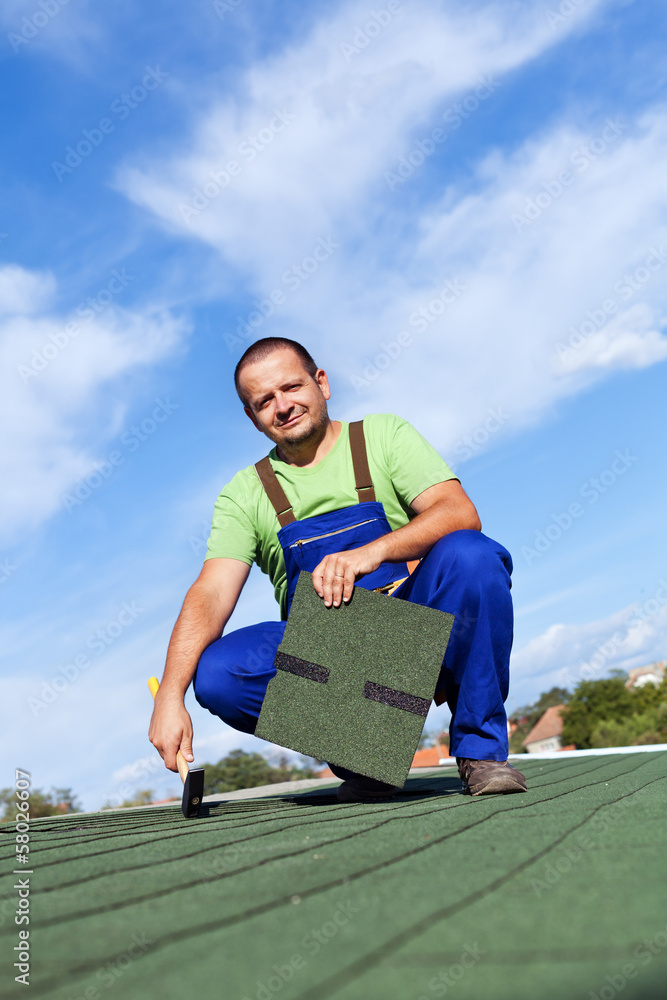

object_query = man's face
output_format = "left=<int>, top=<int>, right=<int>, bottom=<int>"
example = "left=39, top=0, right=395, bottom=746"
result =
left=240, top=348, right=331, bottom=449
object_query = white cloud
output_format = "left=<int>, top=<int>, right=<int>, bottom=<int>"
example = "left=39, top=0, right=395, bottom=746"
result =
left=349, top=110, right=667, bottom=451
left=510, top=585, right=667, bottom=704
left=0, top=0, right=102, bottom=63
left=0, top=265, right=56, bottom=317
left=0, top=264, right=189, bottom=544
left=110, top=754, right=164, bottom=787
left=116, top=0, right=607, bottom=278
left=553, top=303, right=667, bottom=375
left=514, top=582, right=598, bottom=619
left=113, top=0, right=667, bottom=464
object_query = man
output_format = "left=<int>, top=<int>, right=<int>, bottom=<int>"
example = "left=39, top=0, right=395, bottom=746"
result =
left=149, top=337, right=526, bottom=801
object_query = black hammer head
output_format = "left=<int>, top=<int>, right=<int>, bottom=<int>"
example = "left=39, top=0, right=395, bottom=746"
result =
left=182, top=767, right=205, bottom=818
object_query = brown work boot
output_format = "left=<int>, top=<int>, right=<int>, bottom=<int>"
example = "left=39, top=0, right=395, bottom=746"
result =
left=457, top=757, right=527, bottom=796
left=336, top=776, right=401, bottom=803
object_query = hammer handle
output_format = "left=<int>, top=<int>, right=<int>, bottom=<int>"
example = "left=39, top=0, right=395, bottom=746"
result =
left=148, top=676, right=191, bottom=785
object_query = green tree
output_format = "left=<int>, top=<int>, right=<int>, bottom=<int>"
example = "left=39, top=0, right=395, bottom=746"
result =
left=560, top=675, right=633, bottom=749
left=561, top=675, right=667, bottom=749
left=0, top=787, right=80, bottom=822
left=202, top=750, right=317, bottom=795
left=631, top=676, right=667, bottom=716
left=510, top=686, right=571, bottom=727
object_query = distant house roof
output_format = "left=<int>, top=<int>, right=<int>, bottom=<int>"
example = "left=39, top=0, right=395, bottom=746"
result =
left=411, top=745, right=451, bottom=767
left=523, top=705, right=566, bottom=747
left=626, top=661, right=665, bottom=689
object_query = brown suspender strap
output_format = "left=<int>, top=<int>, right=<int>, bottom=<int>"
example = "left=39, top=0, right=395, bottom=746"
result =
left=254, top=457, right=296, bottom=527
left=348, top=419, right=376, bottom=503
left=256, top=420, right=376, bottom=526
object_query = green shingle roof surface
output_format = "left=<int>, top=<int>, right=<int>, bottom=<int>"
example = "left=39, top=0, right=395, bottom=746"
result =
left=2, top=751, right=666, bottom=1000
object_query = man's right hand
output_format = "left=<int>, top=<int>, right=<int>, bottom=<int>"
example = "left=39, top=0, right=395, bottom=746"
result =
left=148, top=693, right=195, bottom=772
left=147, top=558, right=251, bottom=770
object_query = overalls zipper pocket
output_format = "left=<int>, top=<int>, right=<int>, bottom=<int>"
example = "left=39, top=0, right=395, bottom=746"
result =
left=289, top=518, right=379, bottom=548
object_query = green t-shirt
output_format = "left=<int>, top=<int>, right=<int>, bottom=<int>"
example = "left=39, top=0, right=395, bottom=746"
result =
left=205, top=413, right=458, bottom=618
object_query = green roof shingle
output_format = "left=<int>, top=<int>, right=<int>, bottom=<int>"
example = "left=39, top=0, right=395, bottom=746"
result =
left=1, top=751, right=666, bottom=1000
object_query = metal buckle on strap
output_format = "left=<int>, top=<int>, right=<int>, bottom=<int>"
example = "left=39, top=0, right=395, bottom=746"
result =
left=373, top=576, right=408, bottom=596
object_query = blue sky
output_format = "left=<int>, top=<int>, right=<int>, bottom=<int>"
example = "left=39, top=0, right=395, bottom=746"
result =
left=2, top=0, right=666, bottom=811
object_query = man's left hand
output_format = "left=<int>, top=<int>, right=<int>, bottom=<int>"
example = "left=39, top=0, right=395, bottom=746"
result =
left=312, top=544, right=382, bottom=608
left=311, top=481, right=481, bottom=608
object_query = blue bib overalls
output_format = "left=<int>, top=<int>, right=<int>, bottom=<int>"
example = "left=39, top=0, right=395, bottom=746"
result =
left=194, top=421, right=514, bottom=768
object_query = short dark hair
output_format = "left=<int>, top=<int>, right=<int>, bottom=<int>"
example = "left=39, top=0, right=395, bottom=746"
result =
left=234, top=338, right=319, bottom=405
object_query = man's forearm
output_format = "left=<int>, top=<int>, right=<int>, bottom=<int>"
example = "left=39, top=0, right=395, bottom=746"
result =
left=311, top=481, right=480, bottom=607
left=371, top=495, right=481, bottom=565
left=149, top=558, right=250, bottom=770
left=159, top=584, right=230, bottom=698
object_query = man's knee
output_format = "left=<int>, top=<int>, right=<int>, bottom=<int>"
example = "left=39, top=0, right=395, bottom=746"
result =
left=429, top=529, right=512, bottom=578
left=193, top=622, right=284, bottom=731
left=192, top=641, right=223, bottom=710
left=193, top=645, right=257, bottom=733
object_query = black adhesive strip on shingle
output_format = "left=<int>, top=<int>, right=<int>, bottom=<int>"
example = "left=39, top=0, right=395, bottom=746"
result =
left=274, top=651, right=329, bottom=684
left=363, top=680, right=430, bottom=717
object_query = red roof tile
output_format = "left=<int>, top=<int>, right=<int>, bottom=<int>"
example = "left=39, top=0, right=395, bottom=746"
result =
left=523, top=705, right=566, bottom=746
left=411, top=745, right=450, bottom=767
